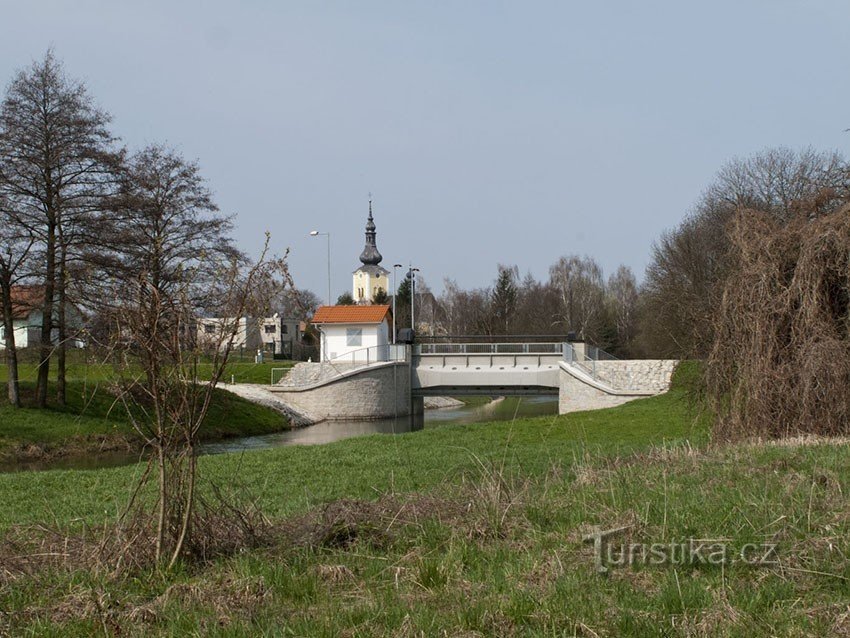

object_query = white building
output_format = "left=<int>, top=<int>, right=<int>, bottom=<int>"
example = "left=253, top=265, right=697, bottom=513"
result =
left=197, top=317, right=260, bottom=352
left=311, top=305, right=392, bottom=362
left=0, top=285, right=85, bottom=349
left=260, top=314, right=302, bottom=358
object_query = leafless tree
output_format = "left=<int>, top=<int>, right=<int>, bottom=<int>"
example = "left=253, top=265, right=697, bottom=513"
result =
left=548, top=255, right=606, bottom=341
left=606, top=265, right=638, bottom=356
left=0, top=194, right=35, bottom=406
left=0, top=50, right=121, bottom=407
left=437, top=279, right=492, bottom=336
left=641, top=147, right=850, bottom=358
left=101, top=145, right=287, bottom=567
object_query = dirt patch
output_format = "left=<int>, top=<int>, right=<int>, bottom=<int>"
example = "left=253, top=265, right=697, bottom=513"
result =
left=0, top=432, right=140, bottom=467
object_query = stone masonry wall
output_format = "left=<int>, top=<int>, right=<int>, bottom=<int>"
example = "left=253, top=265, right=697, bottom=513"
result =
left=558, top=360, right=679, bottom=414
left=590, top=360, right=678, bottom=393
left=271, top=362, right=410, bottom=421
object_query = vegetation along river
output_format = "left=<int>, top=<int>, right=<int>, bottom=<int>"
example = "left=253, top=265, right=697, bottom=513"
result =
left=4, top=396, right=558, bottom=473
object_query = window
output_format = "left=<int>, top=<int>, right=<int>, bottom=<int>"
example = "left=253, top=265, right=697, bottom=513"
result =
left=204, top=324, right=216, bottom=334
left=346, top=328, right=362, bottom=346
left=264, top=324, right=277, bottom=334
left=281, top=324, right=288, bottom=334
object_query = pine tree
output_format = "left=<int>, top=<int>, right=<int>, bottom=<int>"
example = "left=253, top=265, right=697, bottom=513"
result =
left=491, top=265, right=518, bottom=335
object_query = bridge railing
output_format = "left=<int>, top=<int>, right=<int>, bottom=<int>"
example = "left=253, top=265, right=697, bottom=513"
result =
left=416, top=342, right=565, bottom=355
left=563, top=343, right=645, bottom=389
left=274, top=344, right=408, bottom=387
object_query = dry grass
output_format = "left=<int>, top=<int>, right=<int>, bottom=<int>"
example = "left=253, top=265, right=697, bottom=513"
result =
left=707, top=204, right=850, bottom=440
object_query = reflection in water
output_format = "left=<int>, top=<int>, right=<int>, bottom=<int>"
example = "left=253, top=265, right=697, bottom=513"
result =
left=4, top=396, right=558, bottom=472
left=201, top=395, right=558, bottom=455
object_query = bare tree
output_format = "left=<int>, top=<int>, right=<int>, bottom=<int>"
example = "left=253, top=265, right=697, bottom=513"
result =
left=101, top=145, right=286, bottom=566
left=0, top=51, right=120, bottom=407
left=0, top=194, right=35, bottom=407
left=271, top=287, right=320, bottom=321
left=606, top=265, right=638, bottom=356
left=548, top=255, right=606, bottom=341
left=641, top=147, right=850, bottom=358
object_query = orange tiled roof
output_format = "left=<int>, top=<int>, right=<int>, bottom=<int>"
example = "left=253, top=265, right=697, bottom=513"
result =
left=311, top=305, right=391, bottom=324
left=10, top=285, right=43, bottom=320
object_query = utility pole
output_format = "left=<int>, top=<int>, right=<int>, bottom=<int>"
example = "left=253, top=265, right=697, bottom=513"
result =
left=407, top=266, right=420, bottom=331
left=392, top=263, right=402, bottom=343
left=309, top=230, right=331, bottom=305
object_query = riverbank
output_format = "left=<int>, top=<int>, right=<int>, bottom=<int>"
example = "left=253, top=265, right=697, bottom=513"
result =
left=5, top=367, right=850, bottom=635
left=0, top=380, right=291, bottom=466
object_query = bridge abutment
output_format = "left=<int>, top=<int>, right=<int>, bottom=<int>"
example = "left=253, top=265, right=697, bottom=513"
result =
left=269, top=361, right=411, bottom=422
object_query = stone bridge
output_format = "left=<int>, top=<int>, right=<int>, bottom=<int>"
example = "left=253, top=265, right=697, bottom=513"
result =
left=267, top=342, right=677, bottom=424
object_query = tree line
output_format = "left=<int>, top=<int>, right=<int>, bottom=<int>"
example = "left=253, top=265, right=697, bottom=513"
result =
left=396, top=147, right=850, bottom=368
left=0, top=52, right=270, bottom=409
left=0, top=52, right=294, bottom=563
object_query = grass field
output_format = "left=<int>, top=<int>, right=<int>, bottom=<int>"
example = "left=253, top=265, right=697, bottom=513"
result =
left=3, top=364, right=850, bottom=635
left=0, top=356, right=295, bottom=460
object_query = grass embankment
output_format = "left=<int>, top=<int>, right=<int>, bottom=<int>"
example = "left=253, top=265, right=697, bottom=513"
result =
left=0, top=358, right=295, bottom=461
left=4, top=364, right=850, bottom=635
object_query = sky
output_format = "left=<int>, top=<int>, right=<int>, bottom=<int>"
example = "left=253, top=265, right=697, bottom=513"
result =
left=2, top=1, right=849, bottom=301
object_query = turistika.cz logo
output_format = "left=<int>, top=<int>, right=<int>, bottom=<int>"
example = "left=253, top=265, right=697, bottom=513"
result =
left=583, top=526, right=779, bottom=574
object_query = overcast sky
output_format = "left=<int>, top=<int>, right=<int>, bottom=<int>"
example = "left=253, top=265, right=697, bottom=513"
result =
left=2, top=1, right=849, bottom=300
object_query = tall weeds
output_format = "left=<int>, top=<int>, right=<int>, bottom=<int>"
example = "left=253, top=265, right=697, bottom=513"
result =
left=706, top=204, right=850, bottom=439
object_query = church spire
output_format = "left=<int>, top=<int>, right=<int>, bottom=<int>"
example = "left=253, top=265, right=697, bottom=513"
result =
left=359, top=198, right=383, bottom=266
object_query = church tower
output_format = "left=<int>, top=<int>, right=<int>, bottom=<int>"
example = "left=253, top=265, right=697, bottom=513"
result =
left=352, top=201, right=390, bottom=303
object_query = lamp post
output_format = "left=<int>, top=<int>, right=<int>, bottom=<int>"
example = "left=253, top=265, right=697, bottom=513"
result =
left=406, top=266, right=420, bottom=332
left=309, top=230, right=331, bottom=305
left=392, top=263, right=402, bottom=343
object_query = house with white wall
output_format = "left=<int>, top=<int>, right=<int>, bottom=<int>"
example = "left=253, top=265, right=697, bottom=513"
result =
left=196, top=317, right=261, bottom=353
left=0, top=285, right=85, bottom=349
left=260, top=314, right=302, bottom=358
left=311, top=305, right=392, bottom=362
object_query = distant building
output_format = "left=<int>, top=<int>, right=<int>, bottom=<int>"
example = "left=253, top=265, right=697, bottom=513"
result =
left=260, top=314, right=302, bottom=358
left=197, top=317, right=261, bottom=353
left=311, top=304, right=392, bottom=362
left=0, top=285, right=85, bottom=349
left=352, top=201, right=389, bottom=304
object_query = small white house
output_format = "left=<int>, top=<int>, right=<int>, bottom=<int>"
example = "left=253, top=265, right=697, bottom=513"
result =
left=260, top=314, right=302, bottom=358
left=311, top=305, right=392, bottom=363
left=0, top=285, right=85, bottom=349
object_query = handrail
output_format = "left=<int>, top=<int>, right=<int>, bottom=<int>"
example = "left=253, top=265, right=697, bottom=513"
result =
left=416, top=342, right=564, bottom=355
left=274, top=344, right=408, bottom=387
left=271, top=367, right=290, bottom=385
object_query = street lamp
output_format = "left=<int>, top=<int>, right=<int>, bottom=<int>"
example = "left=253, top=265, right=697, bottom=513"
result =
left=309, top=230, right=331, bottom=305
left=392, top=263, right=402, bottom=343
left=406, top=266, right=420, bottom=331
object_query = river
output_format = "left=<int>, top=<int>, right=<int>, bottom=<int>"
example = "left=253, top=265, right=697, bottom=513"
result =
left=3, top=396, right=558, bottom=473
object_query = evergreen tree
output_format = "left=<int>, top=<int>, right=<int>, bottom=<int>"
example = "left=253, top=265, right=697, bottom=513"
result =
left=395, top=277, right=412, bottom=329
left=336, top=292, right=355, bottom=305
left=372, top=288, right=389, bottom=304
left=491, top=265, right=518, bottom=335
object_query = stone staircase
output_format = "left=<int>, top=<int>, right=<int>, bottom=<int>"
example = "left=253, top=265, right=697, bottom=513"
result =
left=276, top=362, right=362, bottom=388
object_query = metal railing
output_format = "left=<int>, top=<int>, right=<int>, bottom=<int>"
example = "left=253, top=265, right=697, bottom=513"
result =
left=563, top=343, right=642, bottom=389
left=325, top=344, right=408, bottom=366
left=271, top=367, right=290, bottom=385
left=273, top=344, right=408, bottom=387
left=417, top=342, right=564, bottom=355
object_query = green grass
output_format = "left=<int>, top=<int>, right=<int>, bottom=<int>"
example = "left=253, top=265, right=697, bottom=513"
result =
left=6, top=361, right=849, bottom=635
left=0, top=355, right=295, bottom=386
left=0, top=356, right=294, bottom=459
left=0, top=382, right=703, bottom=530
